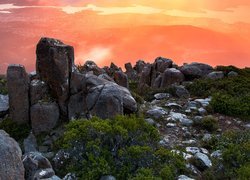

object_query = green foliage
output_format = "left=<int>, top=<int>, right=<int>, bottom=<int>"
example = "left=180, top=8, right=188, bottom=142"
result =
left=57, top=115, right=186, bottom=179
left=201, top=116, right=219, bottom=132
left=203, top=130, right=250, bottom=179
left=0, top=117, right=30, bottom=142
left=0, top=77, right=7, bottom=94
left=187, top=67, right=250, bottom=120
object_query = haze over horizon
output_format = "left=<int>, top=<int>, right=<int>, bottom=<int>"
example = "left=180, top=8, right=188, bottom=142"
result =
left=1, top=0, right=250, bottom=73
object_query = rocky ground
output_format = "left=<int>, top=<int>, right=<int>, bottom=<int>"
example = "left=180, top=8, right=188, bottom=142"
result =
left=0, top=37, right=249, bottom=180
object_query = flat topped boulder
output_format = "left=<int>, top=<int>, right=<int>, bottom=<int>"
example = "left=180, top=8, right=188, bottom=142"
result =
left=36, top=37, right=74, bottom=118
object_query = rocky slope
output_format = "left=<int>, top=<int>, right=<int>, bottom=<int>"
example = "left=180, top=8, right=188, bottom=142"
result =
left=0, top=37, right=249, bottom=180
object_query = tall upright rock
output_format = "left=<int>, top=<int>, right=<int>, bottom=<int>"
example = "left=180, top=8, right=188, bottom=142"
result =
left=36, top=37, right=74, bottom=119
left=7, top=64, right=30, bottom=124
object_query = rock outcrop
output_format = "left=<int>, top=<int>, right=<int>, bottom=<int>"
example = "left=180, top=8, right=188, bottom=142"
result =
left=36, top=37, right=74, bottom=119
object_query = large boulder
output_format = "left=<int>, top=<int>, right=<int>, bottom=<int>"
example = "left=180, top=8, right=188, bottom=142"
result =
left=36, top=37, right=74, bottom=118
left=207, top=71, right=224, bottom=80
left=68, top=92, right=87, bottom=120
left=180, top=63, right=213, bottom=80
left=0, top=94, right=9, bottom=118
left=0, top=130, right=25, bottom=180
left=7, top=64, right=30, bottom=124
left=160, top=68, right=184, bottom=88
left=30, top=102, right=60, bottom=135
left=87, top=83, right=137, bottom=119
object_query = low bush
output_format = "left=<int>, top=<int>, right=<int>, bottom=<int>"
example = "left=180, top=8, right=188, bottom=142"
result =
left=201, top=116, right=219, bottom=132
left=0, top=117, right=30, bottom=142
left=0, top=78, right=7, bottom=94
left=56, top=115, right=187, bottom=179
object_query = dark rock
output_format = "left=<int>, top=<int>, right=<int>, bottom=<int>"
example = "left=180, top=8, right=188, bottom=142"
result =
left=98, top=74, right=114, bottom=82
left=228, top=71, right=238, bottom=77
left=30, top=79, right=49, bottom=105
left=100, top=175, right=116, bottom=180
left=23, top=152, right=53, bottom=180
left=114, top=70, right=129, bottom=88
left=31, top=102, right=60, bottom=135
left=70, top=72, right=85, bottom=94
left=207, top=71, right=224, bottom=79
left=79, top=60, right=104, bottom=75
left=36, top=37, right=74, bottom=119
left=68, top=92, right=87, bottom=120
left=135, top=60, right=146, bottom=74
left=153, top=57, right=173, bottom=73
left=138, top=64, right=152, bottom=89
left=152, top=75, right=162, bottom=88
left=0, top=130, right=25, bottom=180
left=125, top=62, right=137, bottom=80
left=23, top=133, right=38, bottom=153
left=160, top=68, right=184, bottom=88
left=0, top=94, right=9, bottom=118
left=180, top=63, right=213, bottom=80
left=7, top=64, right=30, bottom=124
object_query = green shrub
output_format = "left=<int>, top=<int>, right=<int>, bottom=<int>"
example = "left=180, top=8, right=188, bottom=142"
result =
left=201, top=116, right=219, bottom=132
left=57, top=115, right=187, bottom=179
left=204, top=130, right=250, bottom=179
left=0, top=117, right=30, bottom=142
left=187, top=67, right=250, bottom=120
left=0, top=78, right=7, bottom=94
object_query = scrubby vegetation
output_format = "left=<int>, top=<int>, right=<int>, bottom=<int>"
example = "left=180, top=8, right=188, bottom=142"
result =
left=187, top=67, right=250, bottom=120
left=202, top=130, right=250, bottom=179
left=0, top=77, right=7, bottom=94
left=56, top=115, right=187, bottom=179
left=0, top=117, right=30, bottom=142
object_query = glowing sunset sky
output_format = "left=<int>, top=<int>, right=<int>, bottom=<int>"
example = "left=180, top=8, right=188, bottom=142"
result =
left=0, top=0, right=250, bottom=73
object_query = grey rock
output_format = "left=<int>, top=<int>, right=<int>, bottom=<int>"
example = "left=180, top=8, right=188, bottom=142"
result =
left=23, top=133, right=38, bottom=153
left=36, top=37, right=74, bottom=119
left=211, top=150, right=222, bottom=159
left=228, top=71, right=238, bottom=77
left=165, top=102, right=182, bottom=109
left=100, top=175, right=116, bottom=180
left=178, top=175, right=195, bottom=180
left=166, top=123, right=176, bottom=127
left=180, top=118, right=193, bottom=126
left=154, top=93, right=170, bottom=100
left=135, top=60, right=146, bottom=74
left=30, top=79, right=48, bottom=105
left=87, top=82, right=137, bottom=119
left=186, top=147, right=200, bottom=154
left=45, top=175, right=62, bottom=180
left=63, top=173, right=77, bottom=180
left=7, top=64, right=30, bottom=124
left=146, top=106, right=168, bottom=120
left=0, top=94, right=9, bottom=118
left=202, top=134, right=212, bottom=142
left=175, top=85, right=190, bottom=99
left=31, top=102, right=59, bottom=135
left=160, top=68, right=184, bottom=88
left=145, top=118, right=155, bottom=125
left=153, top=57, right=173, bottom=73
left=23, top=152, right=53, bottom=180
left=195, top=97, right=211, bottom=107
left=33, top=168, right=55, bottom=179
left=114, top=70, right=128, bottom=88
left=125, top=62, right=137, bottom=81
left=138, top=64, right=152, bottom=89
left=198, top=107, right=207, bottom=116
left=98, top=74, right=114, bottom=82
left=79, top=60, right=104, bottom=75
left=0, top=130, right=25, bottom=180
left=207, top=71, right=224, bottom=79
left=194, top=152, right=212, bottom=170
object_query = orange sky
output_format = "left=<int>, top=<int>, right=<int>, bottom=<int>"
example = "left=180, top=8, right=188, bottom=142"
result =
left=0, top=0, right=250, bottom=73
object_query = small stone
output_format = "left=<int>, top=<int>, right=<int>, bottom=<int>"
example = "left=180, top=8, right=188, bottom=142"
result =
left=202, top=134, right=212, bottom=142
left=244, top=123, right=250, bottom=128
left=165, top=102, right=182, bottom=109
left=198, top=107, right=207, bottom=116
left=186, top=147, right=200, bottom=154
left=166, top=123, right=176, bottom=127
left=145, top=118, right=155, bottom=125
left=146, top=106, right=168, bottom=120
left=228, top=71, right=238, bottom=77
left=178, top=175, right=195, bottom=180
left=100, top=175, right=116, bottom=180
left=200, top=148, right=209, bottom=154
left=194, top=152, right=212, bottom=170
left=180, top=118, right=193, bottom=126
left=154, top=93, right=170, bottom=100
left=211, top=150, right=222, bottom=159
